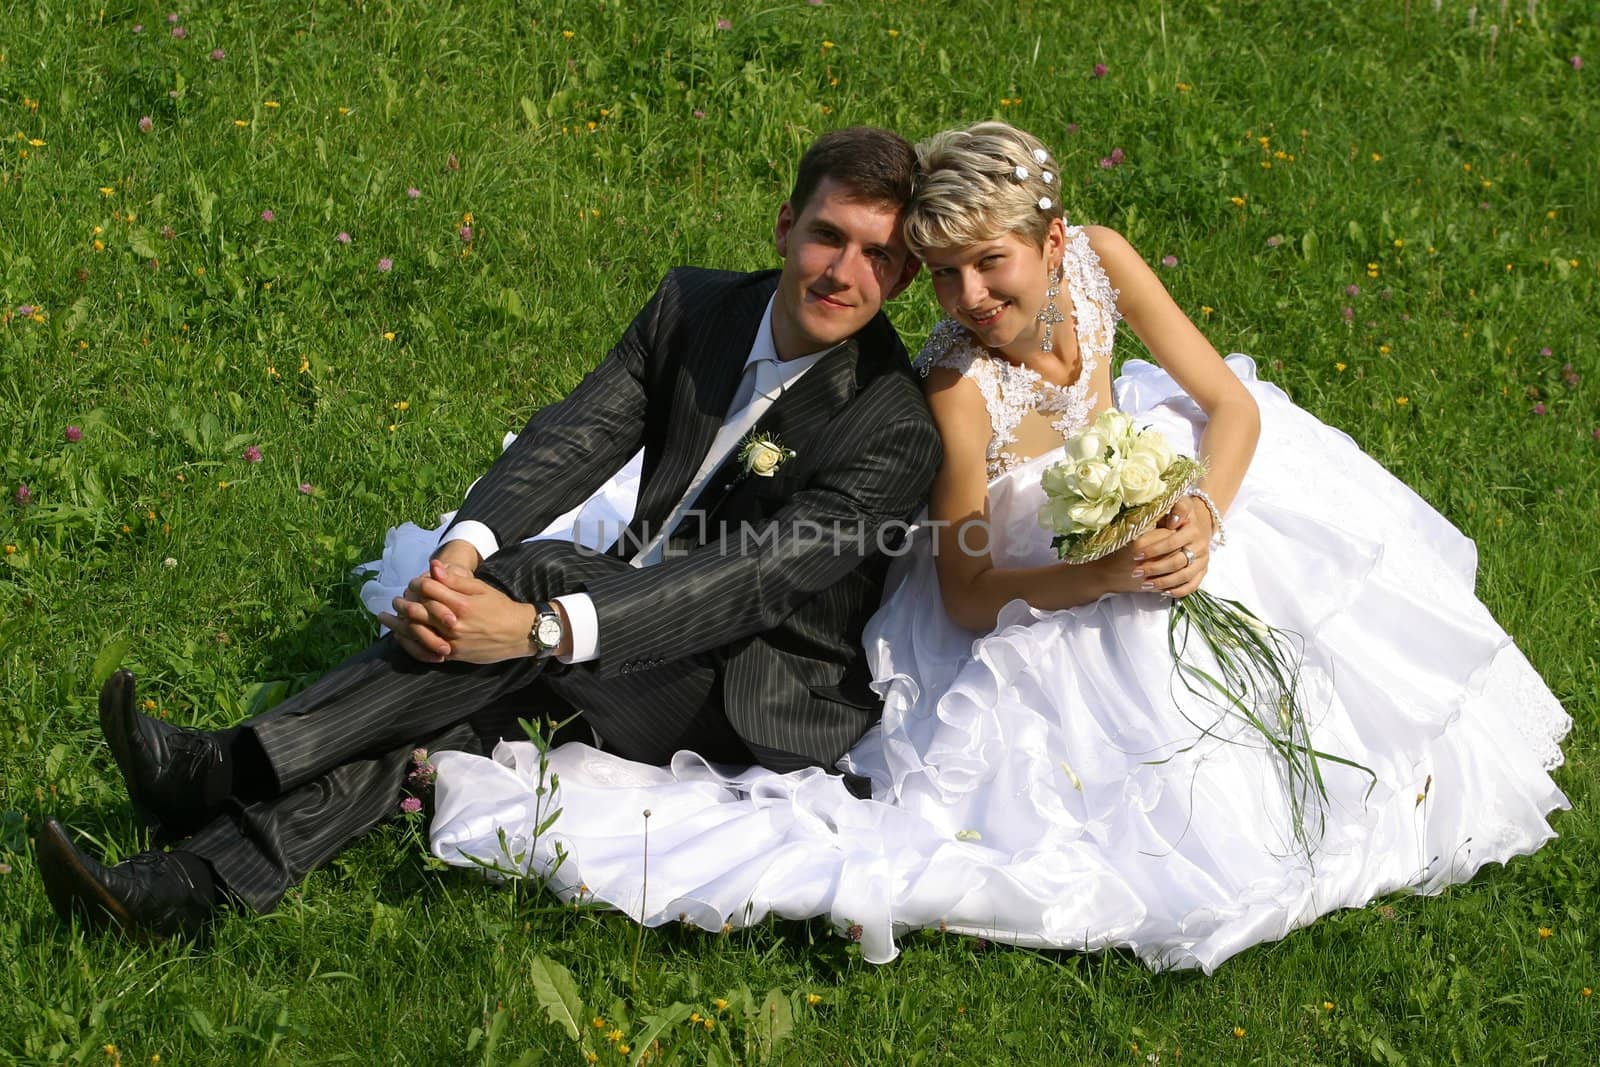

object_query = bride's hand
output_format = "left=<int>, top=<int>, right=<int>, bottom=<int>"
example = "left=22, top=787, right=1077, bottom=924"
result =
left=1127, top=497, right=1214, bottom=598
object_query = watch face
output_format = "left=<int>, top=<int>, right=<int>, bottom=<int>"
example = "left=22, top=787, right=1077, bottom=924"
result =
left=536, top=614, right=564, bottom=648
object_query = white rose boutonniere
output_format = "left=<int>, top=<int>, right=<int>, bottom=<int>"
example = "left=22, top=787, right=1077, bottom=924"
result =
left=737, top=431, right=795, bottom=479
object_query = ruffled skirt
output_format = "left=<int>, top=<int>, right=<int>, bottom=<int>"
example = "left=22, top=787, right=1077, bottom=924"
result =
left=410, top=357, right=1569, bottom=972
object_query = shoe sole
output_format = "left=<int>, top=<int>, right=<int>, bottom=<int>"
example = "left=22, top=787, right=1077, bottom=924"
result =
left=35, top=820, right=147, bottom=940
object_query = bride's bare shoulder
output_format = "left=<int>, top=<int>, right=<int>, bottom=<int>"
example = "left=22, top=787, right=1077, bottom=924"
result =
left=923, top=366, right=991, bottom=447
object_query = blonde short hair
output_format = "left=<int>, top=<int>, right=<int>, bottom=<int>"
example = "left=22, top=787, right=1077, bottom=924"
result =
left=904, top=121, right=1063, bottom=257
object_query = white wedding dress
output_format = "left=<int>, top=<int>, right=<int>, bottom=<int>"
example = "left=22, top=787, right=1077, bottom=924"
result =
left=363, top=233, right=1570, bottom=972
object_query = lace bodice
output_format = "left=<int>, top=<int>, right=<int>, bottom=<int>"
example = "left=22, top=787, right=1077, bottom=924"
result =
left=914, top=226, right=1122, bottom=480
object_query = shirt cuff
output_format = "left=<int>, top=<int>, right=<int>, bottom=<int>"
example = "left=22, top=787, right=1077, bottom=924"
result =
left=438, top=520, right=499, bottom=563
left=552, top=593, right=599, bottom=664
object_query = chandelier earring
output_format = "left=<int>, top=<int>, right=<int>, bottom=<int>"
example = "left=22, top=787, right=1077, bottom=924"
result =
left=1037, top=264, right=1065, bottom=353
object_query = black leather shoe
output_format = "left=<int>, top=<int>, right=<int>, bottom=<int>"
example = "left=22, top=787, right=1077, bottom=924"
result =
left=99, top=669, right=228, bottom=838
left=36, top=819, right=214, bottom=942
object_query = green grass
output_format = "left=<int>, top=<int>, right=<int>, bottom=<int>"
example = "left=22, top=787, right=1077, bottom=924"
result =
left=2, top=0, right=1597, bottom=1062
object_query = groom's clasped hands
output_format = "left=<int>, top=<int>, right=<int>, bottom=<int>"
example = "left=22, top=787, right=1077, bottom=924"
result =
left=380, top=545, right=560, bottom=665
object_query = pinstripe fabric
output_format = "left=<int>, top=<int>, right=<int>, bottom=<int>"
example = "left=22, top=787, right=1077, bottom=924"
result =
left=180, top=267, right=938, bottom=911
left=185, top=719, right=482, bottom=914
left=479, top=269, right=943, bottom=769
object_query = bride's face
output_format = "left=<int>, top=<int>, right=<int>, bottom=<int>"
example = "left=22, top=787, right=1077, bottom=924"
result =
left=923, top=220, right=1066, bottom=359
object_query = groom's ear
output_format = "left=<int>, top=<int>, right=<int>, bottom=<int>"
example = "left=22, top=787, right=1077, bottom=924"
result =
left=773, top=200, right=796, bottom=259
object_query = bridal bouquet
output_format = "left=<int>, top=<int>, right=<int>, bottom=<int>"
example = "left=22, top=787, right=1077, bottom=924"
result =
left=1040, top=410, right=1365, bottom=858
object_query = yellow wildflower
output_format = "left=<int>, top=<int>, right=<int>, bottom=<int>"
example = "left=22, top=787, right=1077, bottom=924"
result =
left=1335, top=362, right=1347, bottom=372
left=591, top=1018, right=606, bottom=1030
left=618, top=1046, right=630, bottom=1056
left=702, top=1019, right=714, bottom=1031
left=688, top=1013, right=702, bottom=1025
left=1393, top=238, right=1404, bottom=248
left=606, top=1029, right=623, bottom=1043
left=1229, top=196, right=1245, bottom=206
left=393, top=400, right=410, bottom=411
left=1395, top=396, right=1409, bottom=406
left=1323, top=1001, right=1335, bottom=1012
left=1233, top=1026, right=1246, bottom=1038
left=1370, top=152, right=1382, bottom=162
left=1176, top=82, right=1191, bottom=92
left=264, top=100, right=280, bottom=108
left=1538, top=926, right=1553, bottom=940
left=99, top=186, right=115, bottom=197
left=1379, top=345, right=1391, bottom=355
left=382, top=331, right=396, bottom=341
left=1546, top=210, right=1556, bottom=219
left=3, top=545, right=14, bottom=555
left=806, top=993, right=822, bottom=1006
left=888, top=29, right=900, bottom=37
left=1583, top=988, right=1592, bottom=997
left=822, top=40, right=834, bottom=49
left=1200, top=305, right=1214, bottom=317
left=562, top=30, right=574, bottom=38
left=712, top=998, right=729, bottom=1011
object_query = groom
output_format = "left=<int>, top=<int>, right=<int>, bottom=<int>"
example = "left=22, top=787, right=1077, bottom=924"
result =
left=38, top=126, right=941, bottom=940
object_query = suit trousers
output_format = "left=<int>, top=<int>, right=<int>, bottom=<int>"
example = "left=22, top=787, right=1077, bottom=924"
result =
left=184, top=542, right=750, bottom=913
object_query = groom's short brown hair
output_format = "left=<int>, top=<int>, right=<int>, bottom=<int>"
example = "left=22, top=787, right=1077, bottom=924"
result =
left=788, top=127, right=916, bottom=215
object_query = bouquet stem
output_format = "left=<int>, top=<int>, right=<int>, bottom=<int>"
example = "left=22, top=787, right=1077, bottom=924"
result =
left=1163, top=590, right=1373, bottom=862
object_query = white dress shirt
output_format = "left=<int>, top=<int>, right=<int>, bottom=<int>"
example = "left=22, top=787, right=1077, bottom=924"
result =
left=441, top=295, right=825, bottom=663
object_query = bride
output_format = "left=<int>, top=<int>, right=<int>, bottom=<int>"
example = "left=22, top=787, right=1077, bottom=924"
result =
left=367, top=121, right=1570, bottom=972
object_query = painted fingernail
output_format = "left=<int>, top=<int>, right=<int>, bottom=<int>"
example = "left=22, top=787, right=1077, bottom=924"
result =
left=1132, top=553, right=1145, bottom=561
left=1132, top=569, right=1145, bottom=578
left=1141, top=582, right=1154, bottom=591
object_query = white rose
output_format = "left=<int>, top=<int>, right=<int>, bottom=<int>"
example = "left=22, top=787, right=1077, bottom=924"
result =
left=1095, top=409, right=1136, bottom=448
left=1128, top=429, right=1176, bottom=475
left=1040, top=462, right=1076, bottom=499
left=1067, top=495, right=1122, bottom=534
left=1067, top=459, right=1120, bottom=502
left=1118, top=454, right=1165, bottom=506
left=745, top=441, right=784, bottom=476
left=1065, top=429, right=1107, bottom=464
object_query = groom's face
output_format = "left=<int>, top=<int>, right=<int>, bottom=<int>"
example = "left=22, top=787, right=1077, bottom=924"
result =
left=771, top=177, right=918, bottom=359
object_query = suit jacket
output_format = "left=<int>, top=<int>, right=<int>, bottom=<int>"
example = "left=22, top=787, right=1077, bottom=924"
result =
left=450, top=267, right=941, bottom=769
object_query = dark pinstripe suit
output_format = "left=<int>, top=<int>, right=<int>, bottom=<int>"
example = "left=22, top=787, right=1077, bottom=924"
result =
left=185, top=267, right=941, bottom=911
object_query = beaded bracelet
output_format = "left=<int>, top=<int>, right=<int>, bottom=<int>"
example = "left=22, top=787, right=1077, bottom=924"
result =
left=1185, top=487, right=1227, bottom=547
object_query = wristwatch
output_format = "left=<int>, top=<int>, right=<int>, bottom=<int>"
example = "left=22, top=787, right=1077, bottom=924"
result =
left=528, top=601, right=566, bottom=659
